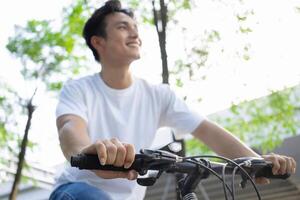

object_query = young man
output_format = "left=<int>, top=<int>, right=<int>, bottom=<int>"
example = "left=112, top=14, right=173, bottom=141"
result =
left=49, top=1, right=296, bottom=200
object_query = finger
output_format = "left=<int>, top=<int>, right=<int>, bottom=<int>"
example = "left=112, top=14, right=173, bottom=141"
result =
left=127, top=170, right=138, bottom=180
left=81, top=141, right=107, bottom=165
left=285, top=157, right=293, bottom=174
left=123, top=143, right=135, bottom=169
left=255, top=177, right=270, bottom=185
left=93, top=170, right=132, bottom=179
left=287, top=157, right=296, bottom=174
left=291, top=157, right=297, bottom=174
left=80, top=144, right=97, bottom=154
left=103, top=139, right=117, bottom=165
left=263, top=154, right=280, bottom=175
left=293, top=158, right=297, bottom=174
left=111, top=138, right=127, bottom=167
left=278, top=156, right=287, bottom=175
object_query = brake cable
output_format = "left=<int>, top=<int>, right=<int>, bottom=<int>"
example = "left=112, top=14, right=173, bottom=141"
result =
left=182, top=158, right=234, bottom=198
left=185, top=155, right=262, bottom=200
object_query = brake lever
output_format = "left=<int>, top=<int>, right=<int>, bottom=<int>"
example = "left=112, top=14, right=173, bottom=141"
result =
left=141, top=149, right=183, bottom=161
left=137, top=170, right=165, bottom=186
left=138, top=149, right=180, bottom=171
left=136, top=149, right=179, bottom=186
left=129, top=149, right=176, bottom=174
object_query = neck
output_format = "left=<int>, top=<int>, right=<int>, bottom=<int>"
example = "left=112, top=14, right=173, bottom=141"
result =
left=100, top=62, right=132, bottom=89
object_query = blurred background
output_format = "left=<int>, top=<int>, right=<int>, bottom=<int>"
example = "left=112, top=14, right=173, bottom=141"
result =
left=0, top=0, right=300, bottom=199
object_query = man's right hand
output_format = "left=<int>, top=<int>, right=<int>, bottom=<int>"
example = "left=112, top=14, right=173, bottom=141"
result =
left=80, top=138, right=138, bottom=180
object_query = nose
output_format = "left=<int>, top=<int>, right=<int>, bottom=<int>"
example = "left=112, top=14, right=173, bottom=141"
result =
left=129, top=26, right=139, bottom=38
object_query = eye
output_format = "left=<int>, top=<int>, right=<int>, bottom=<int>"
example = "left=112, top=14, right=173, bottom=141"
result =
left=118, top=25, right=126, bottom=30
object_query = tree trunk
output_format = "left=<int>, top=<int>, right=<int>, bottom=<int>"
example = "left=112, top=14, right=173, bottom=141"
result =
left=152, top=0, right=169, bottom=84
left=9, top=99, right=35, bottom=200
left=152, top=3, right=184, bottom=199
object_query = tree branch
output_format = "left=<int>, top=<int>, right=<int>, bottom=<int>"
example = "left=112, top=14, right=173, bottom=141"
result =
left=9, top=89, right=37, bottom=200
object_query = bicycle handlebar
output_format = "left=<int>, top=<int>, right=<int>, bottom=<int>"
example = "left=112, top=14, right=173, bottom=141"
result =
left=70, top=149, right=290, bottom=179
left=70, top=149, right=290, bottom=200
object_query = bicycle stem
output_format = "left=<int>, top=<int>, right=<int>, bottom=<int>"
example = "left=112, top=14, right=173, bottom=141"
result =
left=178, top=162, right=210, bottom=200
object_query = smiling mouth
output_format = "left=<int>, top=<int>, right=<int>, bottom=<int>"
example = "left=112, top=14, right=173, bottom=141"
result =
left=126, top=42, right=140, bottom=47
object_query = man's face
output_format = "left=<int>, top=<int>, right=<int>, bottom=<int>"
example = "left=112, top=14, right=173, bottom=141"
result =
left=101, top=12, right=141, bottom=63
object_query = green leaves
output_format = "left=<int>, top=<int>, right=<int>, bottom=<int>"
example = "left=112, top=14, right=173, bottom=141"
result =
left=0, top=123, right=8, bottom=148
left=129, top=0, right=140, bottom=9
left=6, top=0, right=89, bottom=87
left=187, top=86, right=300, bottom=155
left=62, top=0, right=89, bottom=37
left=215, top=86, right=300, bottom=153
left=0, top=90, right=19, bottom=163
left=236, top=14, right=247, bottom=21
left=48, top=82, right=63, bottom=91
left=182, top=0, right=191, bottom=10
left=176, top=78, right=184, bottom=87
left=186, top=138, right=213, bottom=156
left=239, top=26, right=252, bottom=34
left=170, top=0, right=191, bottom=10
left=171, top=29, right=220, bottom=85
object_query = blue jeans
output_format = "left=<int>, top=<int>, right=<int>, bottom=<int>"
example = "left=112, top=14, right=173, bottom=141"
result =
left=49, top=182, right=113, bottom=200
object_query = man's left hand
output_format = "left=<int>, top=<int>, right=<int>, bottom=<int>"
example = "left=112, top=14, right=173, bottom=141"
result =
left=255, top=153, right=296, bottom=184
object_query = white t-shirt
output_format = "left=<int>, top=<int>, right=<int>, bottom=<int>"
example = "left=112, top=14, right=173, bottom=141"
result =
left=55, top=73, right=205, bottom=200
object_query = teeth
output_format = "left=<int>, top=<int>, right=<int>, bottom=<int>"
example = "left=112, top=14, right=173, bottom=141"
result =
left=127, top=43, right=139, bottom=47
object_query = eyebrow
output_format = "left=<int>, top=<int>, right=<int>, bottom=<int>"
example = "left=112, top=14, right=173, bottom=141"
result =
left=114, top=21, right=137, bottom=28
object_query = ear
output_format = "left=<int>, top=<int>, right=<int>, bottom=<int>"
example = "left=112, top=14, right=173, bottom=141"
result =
left=90, top=36, right=105, bottom=51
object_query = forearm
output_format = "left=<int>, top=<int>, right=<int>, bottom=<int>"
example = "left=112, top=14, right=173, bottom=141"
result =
left=57, top=115, right=138, bottom=180
left=192, top=119, right=260, bottom=159
left=57, top=116, right=91, bottom=161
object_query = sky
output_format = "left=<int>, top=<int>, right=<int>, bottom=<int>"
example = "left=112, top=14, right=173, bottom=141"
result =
left=1, top=0, right=300, bottom=169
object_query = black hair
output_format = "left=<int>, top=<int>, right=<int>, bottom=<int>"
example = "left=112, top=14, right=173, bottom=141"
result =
left=83, top=0, right=134, bottom=62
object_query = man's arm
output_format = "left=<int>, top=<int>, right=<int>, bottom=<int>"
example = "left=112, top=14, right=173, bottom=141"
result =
left=57, top=114, right=91, bottom=161
left=192, top=119, right=259, bottom=159
left=192, top=119, right=296, bottom=177
left=57, top=114, right=137, bottom=180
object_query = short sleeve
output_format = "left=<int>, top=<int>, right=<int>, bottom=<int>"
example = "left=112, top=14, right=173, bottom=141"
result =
left=159, top=85, right=206, bottom=134
left=55, top=80, right=88, bottom=123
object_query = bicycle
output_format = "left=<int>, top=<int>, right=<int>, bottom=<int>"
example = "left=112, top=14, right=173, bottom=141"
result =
left=70, top=147, right=290, bottom=200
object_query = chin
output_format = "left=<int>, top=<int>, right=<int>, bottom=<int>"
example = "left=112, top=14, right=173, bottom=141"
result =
left=130, top=52, right=141, bottom=60
left=127, top=55, right=140, bottom=65
left=135, top=54, right=141, bottom=59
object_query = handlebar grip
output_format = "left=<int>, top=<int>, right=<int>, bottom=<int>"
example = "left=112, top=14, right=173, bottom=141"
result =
left=255, top=165, right=290, bottom=179
left=71, top=154, right=136, bottom=171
